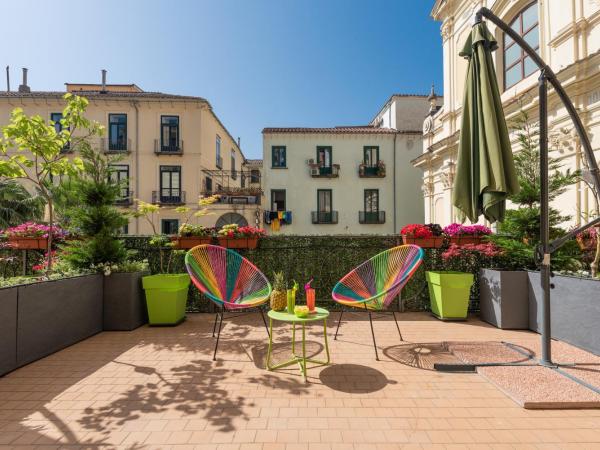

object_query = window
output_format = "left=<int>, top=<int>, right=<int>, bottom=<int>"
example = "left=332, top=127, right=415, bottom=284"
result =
left=205, top=176, right=213, bottom=193
left=108, top=114, right=127, bottom=151
left=160, top=166, right=181, bottom=202
left=504, top=2, right=539, bottom=89
left=271, top=190, right=286, bottom=211
left=110, top=164, right=130, bottom=201
left=161, top=219, right=179, bottom=235
left=364, top=146, right=379, bottom=167
left=250, top=169, right=260, bottom=183
left=121, top=223, right=129, bottom=235
left=364, top=189, right=379, bottom=213
left=216, top=136, right=222, bottom=168
left=315, top=189, right=333, bottom=223
left=231, top=150, right=237, bottom=180
left=51, top=112, right=70, bottom=151
left=160, top=116, right=180, bottom=151
left=317, top=146, right=333, bottom=176
left=272, top=146, right=286, bottom=168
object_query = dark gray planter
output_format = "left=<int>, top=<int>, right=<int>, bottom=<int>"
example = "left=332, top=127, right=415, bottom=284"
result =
left=479, top=269, right=529, bottom=329
left=103, top=272, right=147, bottom=331
left=0, top=287, right=18, bottom=376
left=528, top=271, right=600, bottom=356
left=17, top=274, right=103, bottom=367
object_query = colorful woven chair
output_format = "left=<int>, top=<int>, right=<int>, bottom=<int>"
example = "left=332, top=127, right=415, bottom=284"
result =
left=185, top=244, right=272, bottom=360
left=331, top=245, right=424, bottom=360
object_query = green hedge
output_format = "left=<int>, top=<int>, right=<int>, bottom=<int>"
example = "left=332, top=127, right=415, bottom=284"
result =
left=122, top=235, right=488, bottom=313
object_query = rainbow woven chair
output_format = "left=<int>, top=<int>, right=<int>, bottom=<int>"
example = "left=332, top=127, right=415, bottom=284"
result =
left=331, top=245, right=424, bottom=360
left=185, top=244, right=272, bottom=360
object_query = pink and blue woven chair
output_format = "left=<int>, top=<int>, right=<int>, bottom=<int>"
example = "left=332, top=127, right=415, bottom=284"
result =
left=185, top=244, right=272, bottom=360
left=331, top=245, right=424, bottom=360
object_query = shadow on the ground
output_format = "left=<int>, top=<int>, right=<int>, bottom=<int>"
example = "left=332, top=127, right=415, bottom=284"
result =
left=384, top=342, right=462, bottom=371
left=319, top=363, right=394, bottom=393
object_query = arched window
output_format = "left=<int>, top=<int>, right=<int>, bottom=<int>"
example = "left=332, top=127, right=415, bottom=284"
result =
left=504, top=2, right=539, bottom=89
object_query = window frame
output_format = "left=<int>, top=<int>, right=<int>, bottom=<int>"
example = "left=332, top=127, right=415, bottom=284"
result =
left=363, top=146, right=379, bottom=167
left=316, top=146, right=333, bottom=168
left=216, top=135, right=222, bottom=168
left=364, top=189, right=379, bottom=213
left=231, top=149, right=237, bottom=180
left=161, top=219, right=179, bottom=235
left=108, top=113, right=128, bottom=151
left=160, top=115, right=180, bottom=151
left=51, top=112, right=70, bottom=151
left=159, top=165, right=181, bottom=201
left=271, top=146, right=287, bottom=168
left=250, top=169, right=260, bottom=183
left=110, top=164, right=130, bottom=199
left=503, top=1, right=539, bottom=90
left=271, top=189, right=286, bottom=211
left=317, top=189, right=332, bottom=212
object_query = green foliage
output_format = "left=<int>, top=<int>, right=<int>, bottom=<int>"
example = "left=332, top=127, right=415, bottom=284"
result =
left=490, top=111, right=582, bottom=271
left=0, top=180, right=44, bottom=228
left=60, top=146, right=128, bottom=270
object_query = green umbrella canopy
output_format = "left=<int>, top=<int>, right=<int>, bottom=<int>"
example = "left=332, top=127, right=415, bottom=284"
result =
left=452, top=21, right=519, bottom=224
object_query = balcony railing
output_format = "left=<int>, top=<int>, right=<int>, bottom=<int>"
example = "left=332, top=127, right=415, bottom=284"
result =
left=307, top=160, right=340, bottom=178
left=359, top=211, right=386, bottom=224
left=101, top=137, right=131, bottom=153
left=216, top=155, right=223, bottom=169
left=152, top=190, right=186, bottom=205
left=201, top=186, right=262, bottom=205
left=359, top=162, right=386, bottom=178
left=154, top=139, right=184, bottom=155
left=311, top=211, right=338, bottom=224
left=115, top=190, right=134, bottom=206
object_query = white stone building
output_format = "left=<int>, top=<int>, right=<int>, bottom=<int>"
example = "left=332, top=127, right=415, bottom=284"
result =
left=415, top=0, right=600, bottom=227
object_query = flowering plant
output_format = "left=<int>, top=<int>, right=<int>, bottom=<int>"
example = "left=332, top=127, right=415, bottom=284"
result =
left=218, top=224, right=265, bottom=238
left=400, top=224, right=433, bottom=238
left=442, top=243, right=502, bottom=261
left=178, top=224, right=215, bottom=237
left=443, top=223, right=492, bottom=237
left=3, top=222, right=69, bottom=241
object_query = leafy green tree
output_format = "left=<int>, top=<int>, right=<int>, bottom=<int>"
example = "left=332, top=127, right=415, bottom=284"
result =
left=0, top=94, right=103, bottom=272
left=0, top=180, right=45, bottom=228
left=60, top=146, right=128, bottom=270
left=491, top=111, right=581, bottom=270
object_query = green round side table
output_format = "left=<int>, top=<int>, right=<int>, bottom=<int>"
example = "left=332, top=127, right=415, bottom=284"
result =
left=266, top=307, right=331, bottom=381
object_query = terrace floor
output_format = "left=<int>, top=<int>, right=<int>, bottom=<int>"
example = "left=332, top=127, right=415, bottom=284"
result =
left=1, top=312, right=600, bottom=449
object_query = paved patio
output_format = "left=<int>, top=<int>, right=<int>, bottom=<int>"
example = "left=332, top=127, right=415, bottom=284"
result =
left=1, top=312, right=600, bottom=449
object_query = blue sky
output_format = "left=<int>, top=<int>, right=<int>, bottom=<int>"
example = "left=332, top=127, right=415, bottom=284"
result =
left=4, top=0, right=443, bottom=159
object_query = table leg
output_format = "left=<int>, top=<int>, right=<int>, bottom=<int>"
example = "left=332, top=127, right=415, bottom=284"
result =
left=302, top=323, right=307, bottom=380
left=266, top=317, right=274, bottom=370
left=323, top=318, right=331, bottom=364
left=292, top=322, right=296, bottom=355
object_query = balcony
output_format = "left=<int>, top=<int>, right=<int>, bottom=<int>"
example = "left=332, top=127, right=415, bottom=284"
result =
left=359, top=161, right=386, bottom=178
left=115, top=190, right=134, bottom=206
left=311, top=211, right=338, bottom=224
left=152, top=190, right=186, bottom=205
left=307, top=160, right=340, bottom=178
left=216, top=155, right=223, bottom=169
left=101, top=137, right=131, bottom=154
left=359, top=211, right=386, bottom=224
left=154, top=139, right=183, bottom=155
left=202, top=186, right=262, bottom=205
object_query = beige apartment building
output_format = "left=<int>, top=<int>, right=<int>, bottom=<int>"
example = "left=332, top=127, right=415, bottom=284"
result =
left=415, top=0, right=600, bottom=227
left=0, top=71, right=261, bottom=234
left=262, top=95, right=435, bottom=235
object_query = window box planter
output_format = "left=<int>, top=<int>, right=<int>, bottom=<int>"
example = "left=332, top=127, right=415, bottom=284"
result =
left=426, top=271, right=474, bottom=320
left=528, top=271, right=600, bottom=356
left=401, top=236, right=444, bottom=248
left=0, top=287, right=18, bottom=376
left=103, top=272, right=148, bottom=331
left=448, top=236, right=484, bottom=245
left=142, top=274, right=190, bottom=326
left=8, top=237, right=48, bottom=250
left=172, top=236, right=213, bottom=249
left=479, top=269, right=529, bottom=329
left=217, top=236, right=259, bottom=249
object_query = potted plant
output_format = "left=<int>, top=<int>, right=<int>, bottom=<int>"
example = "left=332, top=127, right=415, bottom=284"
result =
left=3, top=222, right=68, bottom=250
left=401, top=223, right=444, bottom=248
left=135, top=200, right=190, bottom=326
left=217, top=224, right=265, bottom=249
left=443, top=223, right=492, bottom=245
left=172, top=195, right=220, bottom=249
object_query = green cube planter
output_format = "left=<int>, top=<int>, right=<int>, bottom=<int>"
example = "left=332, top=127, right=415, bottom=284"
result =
left=426, top=271, right=474, bottom=320
left=142, top=274, right=190, bottom=326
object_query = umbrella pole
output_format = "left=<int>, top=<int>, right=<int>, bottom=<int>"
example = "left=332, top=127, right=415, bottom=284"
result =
left=538, top=72, right=553, bottom=367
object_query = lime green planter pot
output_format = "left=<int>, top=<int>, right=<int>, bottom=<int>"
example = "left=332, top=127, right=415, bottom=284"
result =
left=142, top=274, right=190, bottom=326
left=426, top=271, right=474, bottom=320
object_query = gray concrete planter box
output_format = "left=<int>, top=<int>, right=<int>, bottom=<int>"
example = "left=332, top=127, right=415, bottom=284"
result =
left=0, top=287, right=18, bottom=376
left=479, top=269, right=529, bottom=329
left=528, top=271, right=600, bottom=356
left=103, top=272, right=147, bottom=331
left=16, top=274, right=103, bottom=367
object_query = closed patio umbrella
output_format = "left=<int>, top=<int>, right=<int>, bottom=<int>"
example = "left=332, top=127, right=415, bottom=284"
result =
left=453, top=21, right=519, bottom=223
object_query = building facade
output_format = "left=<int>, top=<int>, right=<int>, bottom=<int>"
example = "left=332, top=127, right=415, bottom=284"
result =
left=0, top=72, right=260, bottom=234
left=415, top=0, right=600, bottom=227
left=262, top=95, right=431, bottom=235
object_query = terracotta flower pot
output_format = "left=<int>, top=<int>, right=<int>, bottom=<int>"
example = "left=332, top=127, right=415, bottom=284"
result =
left=217, top=236, right=246, bottom=249
left=8, top=237, right=48, bottom=250
left=401, top=235, right=444, bottom=248
left=172, top=236, right=212, bottom=249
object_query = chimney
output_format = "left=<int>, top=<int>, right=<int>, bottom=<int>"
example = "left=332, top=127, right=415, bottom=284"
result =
left=101, top=69, right=107, bottom=93
left=237, top=137, right=241, bottom=148
left=18, top=67, right=30, bottom=93
left=5, top=66, right=9, bottom=92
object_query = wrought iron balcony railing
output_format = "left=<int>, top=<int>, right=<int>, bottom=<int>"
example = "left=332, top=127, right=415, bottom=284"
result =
left=307, top=160, right=340, bottom=178
left=152, top=190, right=186, bottom=205
left=154, top=139, right=184, bottom=155
left=358, top=162, right=386, bottom=178
left=101, top=137, right=131, bottom=153
left=359, top=211, right=386, bottom=224
left=311, top=211, right=338, bottom=224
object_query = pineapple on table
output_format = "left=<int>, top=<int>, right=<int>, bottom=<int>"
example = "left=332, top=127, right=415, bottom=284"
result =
left=270, top=271, right=287, bottom=311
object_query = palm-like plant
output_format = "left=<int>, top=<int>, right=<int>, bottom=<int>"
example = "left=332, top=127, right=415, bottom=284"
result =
left=0, top=180, right=44, bottom=229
